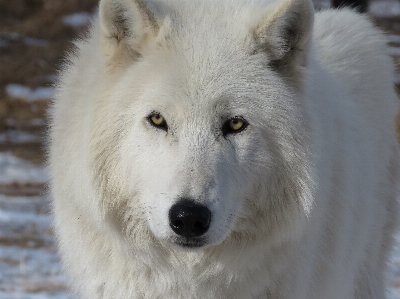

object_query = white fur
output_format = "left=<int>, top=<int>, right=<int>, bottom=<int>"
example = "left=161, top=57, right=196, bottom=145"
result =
left=49, top=0, right=400, bottom=298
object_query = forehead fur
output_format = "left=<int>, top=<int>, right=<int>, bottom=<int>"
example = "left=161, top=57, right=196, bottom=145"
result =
left=119, top=2, right=288, bottom=103
left=97, top=0, right=310, bottom=109
left=146, top=0, right=277, bottom=58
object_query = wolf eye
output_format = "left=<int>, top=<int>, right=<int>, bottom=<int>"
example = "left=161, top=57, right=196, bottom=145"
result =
left=222, top=117, right=248, bottom=136
left=148, top=112, right=168, bottom=131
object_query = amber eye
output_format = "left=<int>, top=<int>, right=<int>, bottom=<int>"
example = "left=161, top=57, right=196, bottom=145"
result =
left=148, top=112, right=168, bottom=131
left=229, top=118, right=245, bottom=131
left=222, top=117, right=248, bottom=136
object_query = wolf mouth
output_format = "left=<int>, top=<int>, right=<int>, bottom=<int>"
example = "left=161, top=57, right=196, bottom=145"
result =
left=171, top=237, right=207, bottom=249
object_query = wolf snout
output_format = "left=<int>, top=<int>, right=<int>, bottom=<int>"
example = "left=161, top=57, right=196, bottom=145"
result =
left=169, top=199, right=212, bottom=238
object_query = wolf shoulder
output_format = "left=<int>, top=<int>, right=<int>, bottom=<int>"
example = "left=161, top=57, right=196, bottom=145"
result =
left=312, top=8, right=398, bottom=132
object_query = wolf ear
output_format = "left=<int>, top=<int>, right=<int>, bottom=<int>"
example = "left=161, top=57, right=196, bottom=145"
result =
left=253, top=0, right=314, bottom=69
left=99, top=0, right=160, bottom=57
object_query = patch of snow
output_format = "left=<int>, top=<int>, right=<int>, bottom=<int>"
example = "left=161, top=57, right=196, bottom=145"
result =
left=0, top=244, right=74, bottom=298
left=0, top=33, right=47, bottom=47
left=0, top=152, right=48, bottom=184
left=0, top=195, right=51, bottom=241
left=0, top=293, right=76, bottom=299
left=24, top=37, right=47, bottom=47
left=0, top=130, right=41, bottom=143
left=0, top=32, right=19, bottom=41
left=0, top=38, right=10, bottom=48
left=371, top=0, right=400, bottom=17
left=0, top=194, right=76, bottom=298
left=0, top=193, right=75, bottom=299
left=0, top=195, right=49, bottom=216
left=4, top=118, right=46, bottom=129
left=62, top=12, right=92, bottom=28
left=6, top=85, right=31, bottom=99
left=5, top=84, right=54, bottom=102
left=29, top=87, right=54, bottom=101
left=0, top=208, right=50, bottom=226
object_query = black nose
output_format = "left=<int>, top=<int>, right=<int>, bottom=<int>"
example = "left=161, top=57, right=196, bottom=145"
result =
left=169, top=200, right=212, bottom=238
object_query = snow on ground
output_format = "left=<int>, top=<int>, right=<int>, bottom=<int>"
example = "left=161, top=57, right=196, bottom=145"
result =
left=0, top=193, right=75, bottom=299
left=4, top=119, right=46, bottom=129
left=0, top=131, right=40, bottom=144
left=0, top=153, right=47, bottom=184
left=0, top=33, right=48, bottom=48
left=0, top=152, right=75, bottom=299
left=5, top=85, right=54, bottom=103
left=62, top=12, right=92, bottom=28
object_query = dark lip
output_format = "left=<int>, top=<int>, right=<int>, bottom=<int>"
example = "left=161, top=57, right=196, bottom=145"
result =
left=169, top=237, right=207, bottom=249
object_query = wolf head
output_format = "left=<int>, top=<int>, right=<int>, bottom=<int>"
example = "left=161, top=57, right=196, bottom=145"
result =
left=91, top=0, right=315, bottom=250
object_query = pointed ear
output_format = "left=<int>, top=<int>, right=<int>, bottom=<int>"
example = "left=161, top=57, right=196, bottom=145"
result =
left=254, top=0, right=314, bottom=70
left=99, top=0, right=160, bottom=57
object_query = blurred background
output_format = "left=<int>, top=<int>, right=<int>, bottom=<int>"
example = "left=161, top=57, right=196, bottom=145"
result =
left=0, top=0, right=399, bottom=298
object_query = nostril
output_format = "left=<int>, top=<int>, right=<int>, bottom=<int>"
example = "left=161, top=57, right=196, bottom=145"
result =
left=169, top=199, right=212, bottom=238
left=172, top=219, right=184, bottom=229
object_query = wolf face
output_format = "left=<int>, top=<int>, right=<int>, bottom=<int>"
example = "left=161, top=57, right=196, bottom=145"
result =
left=89, top=0, right=314, bottom=250
left=116, top=65, right=276, bottom=248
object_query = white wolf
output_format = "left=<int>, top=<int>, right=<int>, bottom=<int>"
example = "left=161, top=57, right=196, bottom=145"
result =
left=49, top=0, right=400, bottom=297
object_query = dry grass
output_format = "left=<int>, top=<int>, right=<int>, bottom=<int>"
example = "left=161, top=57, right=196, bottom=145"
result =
left=0, top=182, right=46, bottom=196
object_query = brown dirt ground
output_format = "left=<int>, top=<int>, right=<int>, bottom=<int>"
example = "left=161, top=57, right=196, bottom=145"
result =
left=0, top=0, right=98, bottom=164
